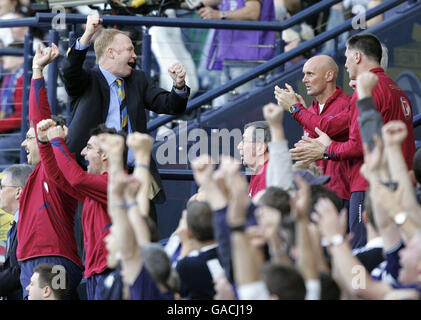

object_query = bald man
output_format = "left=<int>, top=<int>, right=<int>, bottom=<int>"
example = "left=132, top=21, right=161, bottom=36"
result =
left=274, top=55, right=351, bottom=204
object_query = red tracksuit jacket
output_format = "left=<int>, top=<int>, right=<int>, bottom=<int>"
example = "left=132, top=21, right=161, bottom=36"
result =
left=327, top=68, right=416, bottom=192
left=293, top=86, right=351, bottom=200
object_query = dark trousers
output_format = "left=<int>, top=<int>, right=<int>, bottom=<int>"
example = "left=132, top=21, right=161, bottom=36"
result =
left=86, top=269, right=113, bottom=300
left=349, top=191, right=367, bottom=249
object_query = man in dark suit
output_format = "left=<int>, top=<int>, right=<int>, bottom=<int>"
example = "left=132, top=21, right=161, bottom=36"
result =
left=0, top=164, right=33, bottom=300
left=176, top=201, right=223, bottom=300
left=61, top=14, right=190, bottom=205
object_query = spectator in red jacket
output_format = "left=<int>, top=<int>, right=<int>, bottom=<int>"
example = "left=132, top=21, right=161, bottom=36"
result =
left=274, top=54, right=351, bottom=204
left=290, top=34, right=416, bottom=250
left=0, top=42, right=24, bottom=165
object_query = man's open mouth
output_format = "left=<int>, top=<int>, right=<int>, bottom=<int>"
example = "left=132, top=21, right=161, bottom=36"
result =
left=128, top=61, right=136, bottom=68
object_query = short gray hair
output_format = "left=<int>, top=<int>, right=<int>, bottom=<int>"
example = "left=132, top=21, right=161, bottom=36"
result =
left=244, top=121, right=271, bottom=144
left=2, top=164, right=33, bottom=187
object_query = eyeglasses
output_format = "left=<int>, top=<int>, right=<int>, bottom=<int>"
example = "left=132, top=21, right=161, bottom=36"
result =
left=0, top=184, right=20, bottom=190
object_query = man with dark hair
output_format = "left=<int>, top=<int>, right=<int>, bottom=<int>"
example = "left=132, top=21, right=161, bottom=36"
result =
left=310, top=185, right=342, bottom=215
left=0, top=164, right=33, bottom=300
left=346, top=34, right=383, bottom=64
left=238, top=121, right=271, bottom=197
left=260, top=263, right=306, bottom=300
left=257, top=187, right=291, bottom=217
left=176, top=201, right=223, bottom=299
left=291, top=34, right=416, bottom=249
left=26, top=263, right=69, bottom=300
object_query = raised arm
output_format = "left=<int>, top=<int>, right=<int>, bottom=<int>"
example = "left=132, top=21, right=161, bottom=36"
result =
left=263, top=102, right=294, bottom=193
left=314, top=198, right=392, bottom=300
left=293, top=175, right=319, bottom=285
left=127, top=133, right=153, bottom=213
left=382, top=121, right=421, bottom=228
left=99, top=133, right=143, bottom=285
left=30, top=44, right=59, bottom=129
left=61, top=15, right=99, bottom=97
left=46, top=125, right=108, bottom=204
left=360, top=135, right=402, bottom=252
left=225, top=160, right=265, bottom=292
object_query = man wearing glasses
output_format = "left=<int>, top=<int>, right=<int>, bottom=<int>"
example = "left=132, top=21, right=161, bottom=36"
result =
left=0, top=164, right=33, bottom=300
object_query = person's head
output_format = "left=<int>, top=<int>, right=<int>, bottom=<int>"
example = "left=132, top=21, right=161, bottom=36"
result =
left=0, top=0, right=18, bottom=16
left=261, top=262, right=306, bottom=299
left=141, top=243, right=180, bottom=294
left=81, top=124, right=126, bottom=174
left=310, top=185, right=342, bottom=218
left=292, top=161, right=323, bottom=176
left=398, top=230, right=421, bottom=285
left=26, top=263, right=68, bottom=300
left=237, top=121, right=271, bottom=171
left=186, top=200, right=214, bottom=243
left=2, top=42, right=24, bottom=71
left=0, top=164, right=32, bottom=214
left=258, top=187, right=291, bottom=217
left=94, top=28, right=137, bottom=78
left=21, top=126, right=39, bottom=166
left=345, top=33, right=382, bottom=80
left=302, top=55, right=338, bottom=102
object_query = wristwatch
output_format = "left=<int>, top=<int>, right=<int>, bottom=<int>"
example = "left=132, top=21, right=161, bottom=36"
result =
left=329, top=234, right=344, bottom=247
left=220, top=11, right=227, bottom=19
left=323, top=147, right=329, bottom=160
left=289, top=104, right=297, bottom=114
left=394, top=211, right=408, bottom=225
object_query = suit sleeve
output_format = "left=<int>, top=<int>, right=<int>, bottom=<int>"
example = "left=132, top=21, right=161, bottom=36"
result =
left=61, top=46, right=91, bottom=98
left=326, top=103, right=364, bottom=161
left=50, top=137, right=108, bottom=205
left=0, top=261, right=21, bottom=297
left=293, top=104, right=350, bottom=139
left=140, top=72, right=189, bottom=116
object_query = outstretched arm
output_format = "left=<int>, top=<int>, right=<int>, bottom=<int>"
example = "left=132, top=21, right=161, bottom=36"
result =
left=263, top=103, right=294, bottom=193
left=382, top=121, right=421, bottom=228
left=314, top=198, right=392, bottom=300
left=30, top=44, right=59, bottom=129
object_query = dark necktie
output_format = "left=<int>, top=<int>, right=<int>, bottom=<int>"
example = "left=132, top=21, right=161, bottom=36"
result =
left=6, top=221, right=16, bottom=257
left=115, top=79, right=128, bottom=134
